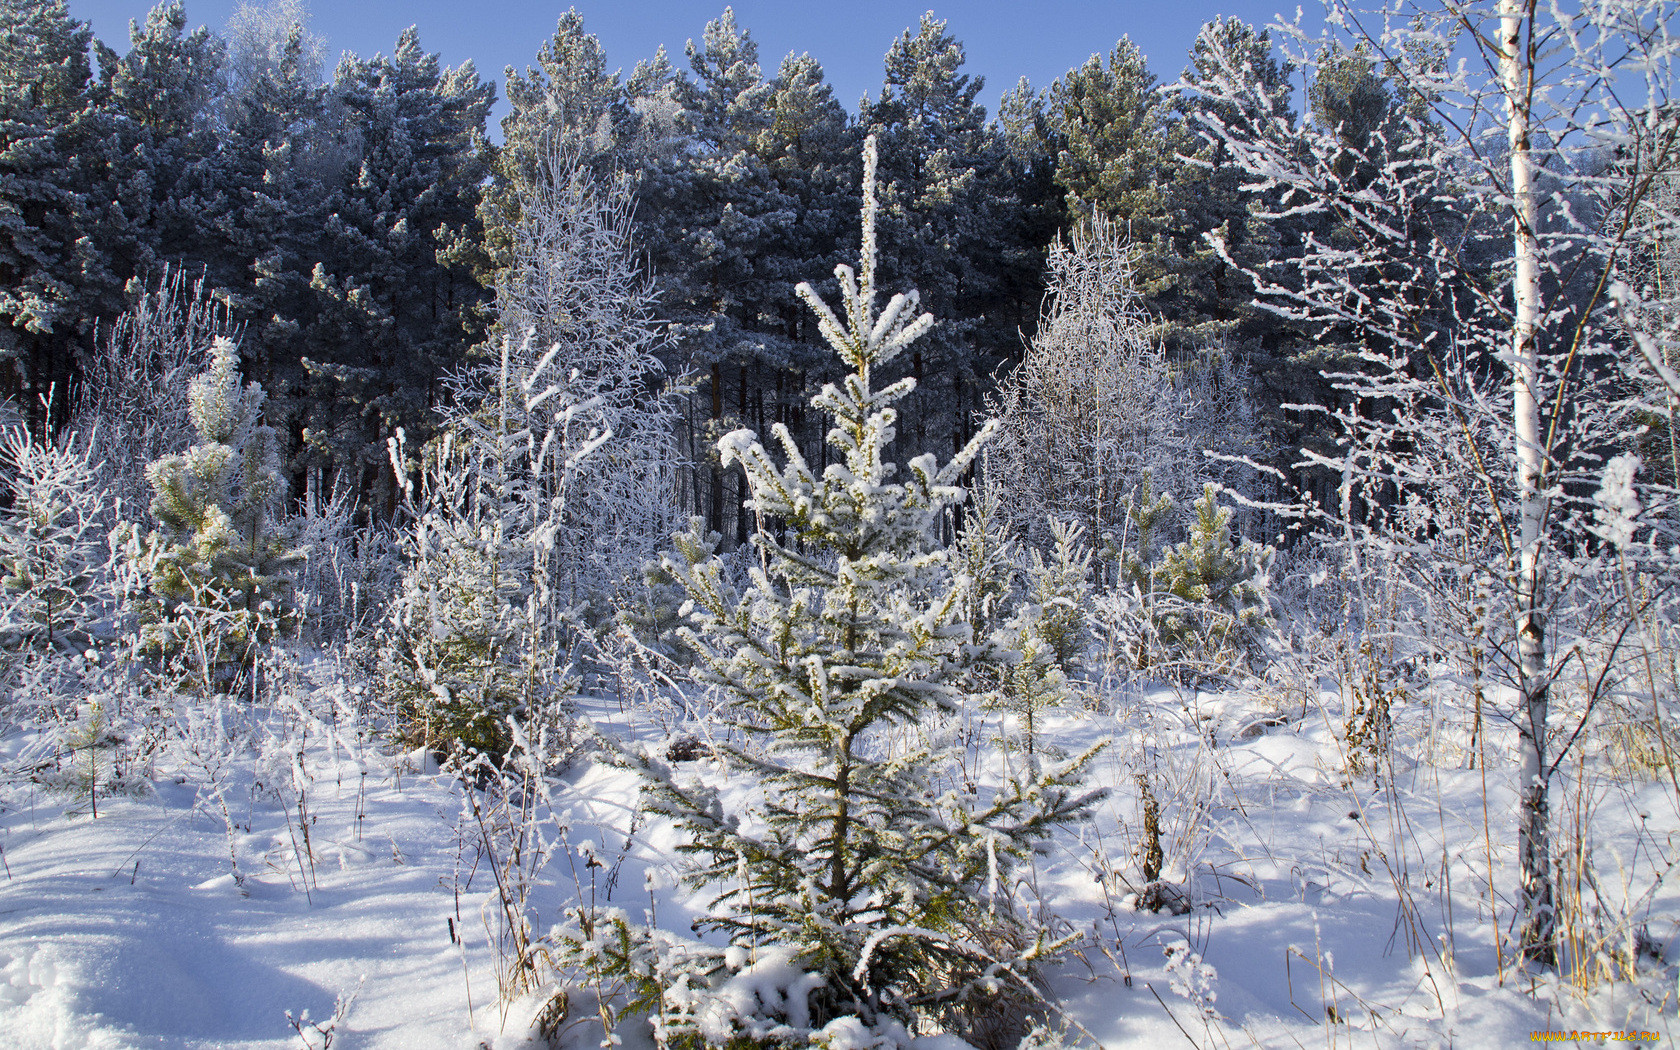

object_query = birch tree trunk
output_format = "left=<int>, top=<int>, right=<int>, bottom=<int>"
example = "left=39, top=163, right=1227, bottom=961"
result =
left=1499, top=0, right=1555, bottom=967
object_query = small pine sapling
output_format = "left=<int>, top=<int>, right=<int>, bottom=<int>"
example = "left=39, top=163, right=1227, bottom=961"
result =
left=0, top=427, right=108, bottom=651
left=950, top=470, right=1018, bottom=725
left=1026, top=520, right=1093, bottom=675
left=993, top=623, right=1067, bottom=763
left=954, top=466, right=1019, bottom=644
left=1108, top=470, right=1173, bottom=670
left=12, top=648, right=150, bottom=818
left=1120, top=483, right=1270, bottom=678
left=380, top=337, right=606, bottom=761
left=380, top=428, right=540, bottom=760
left=58, top=699, right=124, bottom=819
left=29, top=682, right=143, bottom=820
left=606, top=135, right=1104, bottom=1044
left=993, top=521, right=1093, bottom=758
left=1116, top=470, right=1174, bottom=595
left=128, top=338, right=300, bottom=689
left=1156, top=485, right=1270, bottom=665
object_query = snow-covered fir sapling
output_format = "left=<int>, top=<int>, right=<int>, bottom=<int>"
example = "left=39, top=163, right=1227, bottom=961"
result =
left=128, top=337, right=299, bottom=690
left=0, top=426, right=108, bottom=652
left=1120, top=482, right=1269, bottom=679
left=952, top=466, right=1018, bottom=645
left=993, top=521, right=1093, bottom=760
left=992, top=625, right=1067, bottom=766
left=380, top=336, right=606, bottom=761
left=591, top=135, right=1105, bottom=1045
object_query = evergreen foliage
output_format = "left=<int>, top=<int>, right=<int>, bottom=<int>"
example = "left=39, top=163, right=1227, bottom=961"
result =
left=1119, top=483, right=1271, bottom=676
left=131, top=337, right=298, bottom=685
left=500, top=8, right=621, bottom=173
left=0, top=0, right=111, bottom=407
left=625, top=134, right=1102, bottom=1041
left=201, top=16, right=339, bottom=394
left=90, top=3, right=225, bottom=292
left=634, top=9, right=858, bottom=545
left=1047, top=36, right=1217, bottom=354
left=1048, top=38, right=1173, bottom=258
left=480, top=7, right=627, bottom=295
left=862, top=14, right=1028, bottom=459
left=1020, top=520, right=1092, bottom=677
left=992, top=520, right=1092, bottom=760
left=302, top=28, right=493, bottom=490
left=1173, top=18, right=1297, bottom=355
left=380, top=337, right=607, bottom=761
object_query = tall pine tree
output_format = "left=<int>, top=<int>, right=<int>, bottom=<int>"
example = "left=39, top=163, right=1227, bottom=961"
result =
left=0, top=0, right=111, bottom=419
left=302, top=28, right=492, bottom=494
left=862, top=14, right=1024, bottom=460
left=90, top=2, right=225, bottom=289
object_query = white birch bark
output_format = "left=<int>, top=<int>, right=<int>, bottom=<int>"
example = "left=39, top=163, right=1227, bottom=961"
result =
left=1499, top=0, right=1555, bottom=967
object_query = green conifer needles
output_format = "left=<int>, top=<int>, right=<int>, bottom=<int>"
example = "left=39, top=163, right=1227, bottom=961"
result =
left=131, top=338, right=298, bottom=687
left=618, top=135, right=1102, bottom=1040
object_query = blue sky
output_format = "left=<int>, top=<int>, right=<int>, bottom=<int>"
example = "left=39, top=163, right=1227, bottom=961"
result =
left=69, top=0, right=1302, bottom=133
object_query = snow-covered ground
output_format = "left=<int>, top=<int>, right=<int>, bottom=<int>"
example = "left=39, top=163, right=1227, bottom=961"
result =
left=2, top=658, right=1675, bottom=1049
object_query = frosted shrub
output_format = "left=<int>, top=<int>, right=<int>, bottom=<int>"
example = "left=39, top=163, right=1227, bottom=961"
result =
left=73, top=268, right=235, bottom=517
left=379, top=432, right=544, bottom=760
left=986, top=217, right=1259, bottom=574
left=1162, top=940, right=1219, bottom=1020
left=291, top=480, right=399, bottom=645
left=0, top=427, right=110, bottom=652
left=480, top=149, right=684, bottom=626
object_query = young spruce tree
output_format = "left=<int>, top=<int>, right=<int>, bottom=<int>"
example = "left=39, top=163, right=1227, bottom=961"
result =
left=637, top=134, right=1102, bottom=1041
left=131, top=337, right=297, bottom=686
